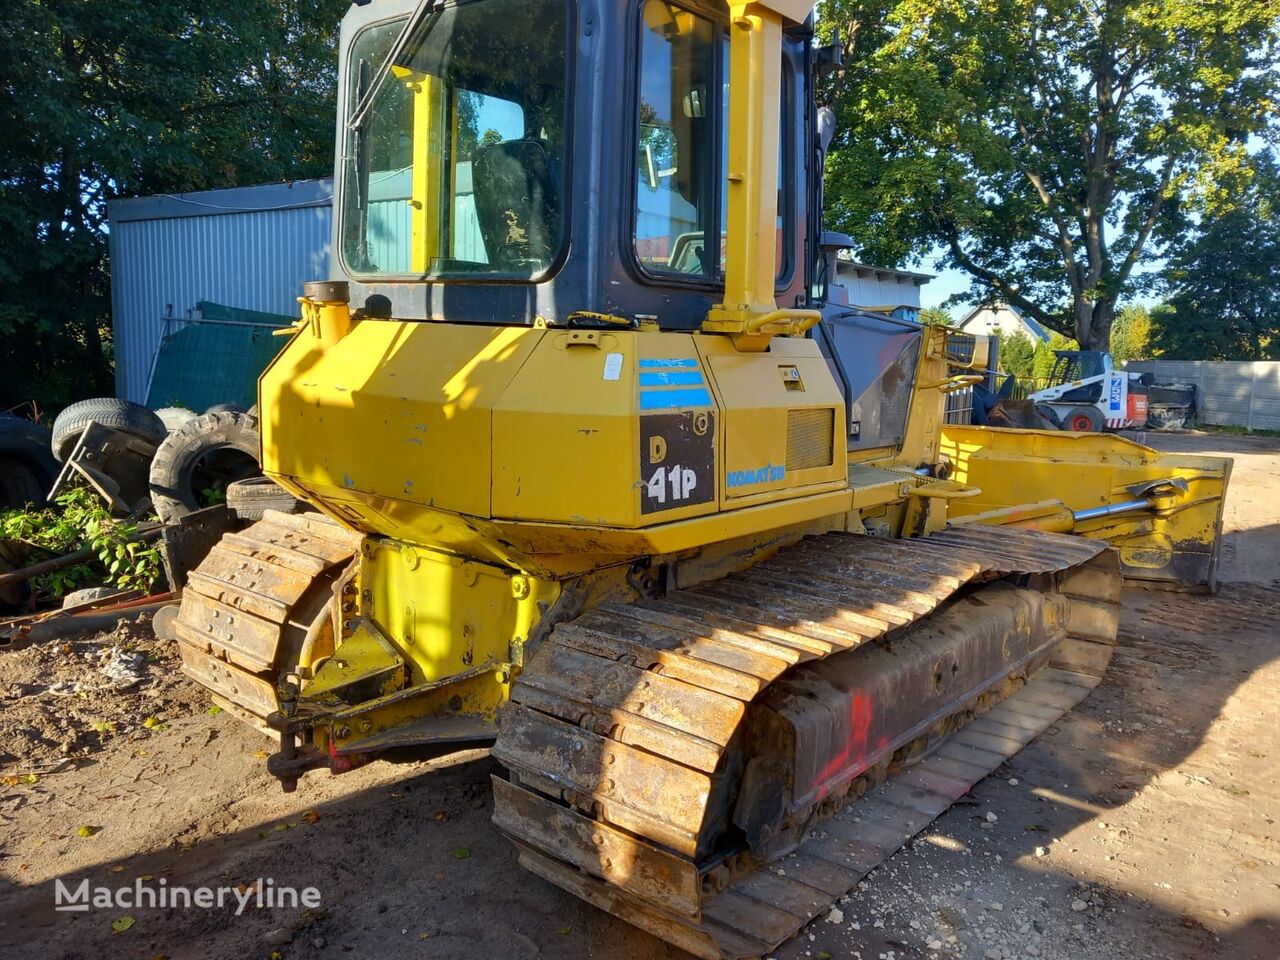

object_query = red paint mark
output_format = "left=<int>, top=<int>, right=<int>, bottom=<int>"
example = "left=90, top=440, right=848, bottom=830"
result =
left=328, top=735, right=353, bottom=773
left=813, top=692, right=874, bottom=799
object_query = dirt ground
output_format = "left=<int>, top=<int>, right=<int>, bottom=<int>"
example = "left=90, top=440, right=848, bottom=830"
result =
left=0, top=431, right=1275, bottom=960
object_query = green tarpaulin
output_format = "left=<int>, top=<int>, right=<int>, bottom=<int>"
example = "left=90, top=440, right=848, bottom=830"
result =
left=145, top=302, right=291, bottom=411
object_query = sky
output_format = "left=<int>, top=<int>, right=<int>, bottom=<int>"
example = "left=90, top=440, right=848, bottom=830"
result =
left=904, top=246, right=979, bottom=317
left=913, top=258, right=974, bottom=313
left=906, top=247, right=1165, bottom=319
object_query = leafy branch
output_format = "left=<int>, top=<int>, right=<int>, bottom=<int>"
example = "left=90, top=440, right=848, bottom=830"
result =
left=0, top=488, right=162, bottom=596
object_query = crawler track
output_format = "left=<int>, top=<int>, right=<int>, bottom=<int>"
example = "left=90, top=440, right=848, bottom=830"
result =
left=171, top=511, right=361, bottom=728
left=492, top=526, right=1120, bottom=959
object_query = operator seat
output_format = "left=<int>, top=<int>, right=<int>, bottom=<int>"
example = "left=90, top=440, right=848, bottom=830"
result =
left=471, top=139, right=561, bottom=272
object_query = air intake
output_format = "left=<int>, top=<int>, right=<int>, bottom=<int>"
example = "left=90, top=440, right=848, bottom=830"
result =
left=786, top=408, right=835, bottom=470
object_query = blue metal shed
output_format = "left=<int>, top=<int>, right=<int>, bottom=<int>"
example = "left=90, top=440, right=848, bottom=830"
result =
left=107, top=179, right=334, bottom=404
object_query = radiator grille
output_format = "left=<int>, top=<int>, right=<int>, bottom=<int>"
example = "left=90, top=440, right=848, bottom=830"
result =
left=786, top=408, right=835, bottom=470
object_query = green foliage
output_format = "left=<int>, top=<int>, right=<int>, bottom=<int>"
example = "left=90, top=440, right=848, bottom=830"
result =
left=1150, top=153, right=1280, bottom=360
left=998, top=329, right=1081, bottom=384
left=0, top=1, right=348, bottom=414
left=918, top=306, right=954, bottom=327
left=1109, top=305, right=1153, bottom=364
left=1032, top=333, right=1080, bottom=383
left=818, top=0, right=1280, bottom=350
left=0, top=488, right=162, bottom=595
left=200, top=487, right=228, bottom=508
left=998, top=331, right=1036, bottom=379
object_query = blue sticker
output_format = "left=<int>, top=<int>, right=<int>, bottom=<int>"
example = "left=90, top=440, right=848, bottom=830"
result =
left=639, top=371, right=705, bottom=387
left=1107, top=376, right=1124, bottom=413
left=639, top=388, right=713, bottom=410
left=726, top=464, right=786, bottom=487
left=638, top=358, right=699, bottom=368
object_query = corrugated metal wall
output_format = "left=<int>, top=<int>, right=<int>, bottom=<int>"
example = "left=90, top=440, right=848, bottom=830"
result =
left=1126, top=360, right=1280, bottom=431
left=108, top=180, right=333, bottom=404
left=363, top=165, right=486, bottom=272
left=831, top=263, right=926, bottom=310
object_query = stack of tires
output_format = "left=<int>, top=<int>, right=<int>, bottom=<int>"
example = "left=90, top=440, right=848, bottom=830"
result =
left=50, top=398, right=170, bottom=464
left=34, top=397, right=304, bottom=523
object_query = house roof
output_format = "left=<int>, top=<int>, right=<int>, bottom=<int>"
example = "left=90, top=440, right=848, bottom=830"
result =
left=834, top=259, right=934, bottom=287
left=108, top=178, right=333, bottom=223
left=958, top=301, right=1051, bottom=342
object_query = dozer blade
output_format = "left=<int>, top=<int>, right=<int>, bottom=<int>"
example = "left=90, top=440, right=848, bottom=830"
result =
left=492, top=526, right=1120, bottom=959
left=171, top=510, right=361, bottom=728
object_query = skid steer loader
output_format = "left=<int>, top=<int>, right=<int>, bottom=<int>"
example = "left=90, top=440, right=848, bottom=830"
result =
left=164, top=2, right=1230, bottom=956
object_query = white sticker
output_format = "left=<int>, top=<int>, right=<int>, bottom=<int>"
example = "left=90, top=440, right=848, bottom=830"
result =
left=603, top=352, right=623, bottom=381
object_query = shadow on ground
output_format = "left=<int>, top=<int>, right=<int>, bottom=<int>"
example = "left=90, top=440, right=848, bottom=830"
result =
left=0, top=574, right=1275, bottom=960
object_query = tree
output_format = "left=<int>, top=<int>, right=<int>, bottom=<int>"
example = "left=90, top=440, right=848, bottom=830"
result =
left=918, top=306, right=953, bottom=327
left=0, top=1, right=347, bottom=413
left=1032, top=332, right=1079, bottom=383
left=1109, top=304, right=1152, bottom=364
left=1149, top=154, right=1280, bottom=360
left=998, top=331, right=1036, bottom=378
left=819, top=0, right=1280, bottom=350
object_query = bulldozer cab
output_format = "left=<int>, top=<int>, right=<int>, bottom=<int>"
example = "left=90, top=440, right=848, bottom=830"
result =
left=334, top=0, right=815, bottom=330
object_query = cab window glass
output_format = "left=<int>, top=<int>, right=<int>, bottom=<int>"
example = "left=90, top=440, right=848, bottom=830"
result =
left=633, top=2, right=791, bottom=283
left=342, top=0, right=569, bottom=279
left=634, top=2, right=716, bottom=277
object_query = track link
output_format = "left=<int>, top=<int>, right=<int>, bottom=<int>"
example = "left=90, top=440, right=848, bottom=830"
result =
left=492, top=526, right=1121, bottom=959
left=171, top=510, right=361, bottom=728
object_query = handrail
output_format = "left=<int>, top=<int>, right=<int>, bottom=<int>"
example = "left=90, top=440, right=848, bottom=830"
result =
left=743, top=308, right=823, bottom=336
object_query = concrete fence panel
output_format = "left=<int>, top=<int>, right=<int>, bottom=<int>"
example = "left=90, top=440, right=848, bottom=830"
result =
left=1127, top=360, right=1280, bottom=431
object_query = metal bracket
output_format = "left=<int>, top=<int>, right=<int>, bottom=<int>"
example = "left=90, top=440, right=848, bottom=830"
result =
left=49, top=421, right=157, bottom=515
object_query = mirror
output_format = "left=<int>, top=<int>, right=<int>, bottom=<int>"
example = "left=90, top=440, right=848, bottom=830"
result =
left=817, top=106, right=836, bottom=155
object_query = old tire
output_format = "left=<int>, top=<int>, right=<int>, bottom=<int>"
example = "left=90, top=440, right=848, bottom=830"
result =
left=0, top=458, right=46, bottom=510
left=0, top=416, right=58, bottom=508
left=205, top=402, right=247, bottom=415
left=156, top=406, right=199, bottom=432
left=226, top=476, right=303, bottom=521
left=1064, top=406, right=1104, bottom=433
left=62, top=586, right=128, bottom=609
left=51, top=398, right=167, bottom=462
left=149, top=411, right=262, bottom=525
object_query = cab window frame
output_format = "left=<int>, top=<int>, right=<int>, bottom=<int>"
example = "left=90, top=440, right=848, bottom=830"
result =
left=337, top=0, right=578, bottom=287
left=625, top=0, right=796, bottom=293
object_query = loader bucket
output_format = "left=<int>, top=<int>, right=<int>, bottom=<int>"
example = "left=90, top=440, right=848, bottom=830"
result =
left=939, top=425, right=1231, bottom=592
left=985, top=398, right=1057, bottom=430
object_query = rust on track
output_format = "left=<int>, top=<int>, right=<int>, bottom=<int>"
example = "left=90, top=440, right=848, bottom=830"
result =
left=492, top=526, right=1121, bottom=959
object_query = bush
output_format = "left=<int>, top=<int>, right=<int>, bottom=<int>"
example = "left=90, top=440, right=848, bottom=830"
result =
left=0, top=488, right=162, bottom=597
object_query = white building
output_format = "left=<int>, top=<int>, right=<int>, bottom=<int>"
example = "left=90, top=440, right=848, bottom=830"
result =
left=830, top=259, right=932, bottom=321
left=957, top=302, right=1050, bottom=343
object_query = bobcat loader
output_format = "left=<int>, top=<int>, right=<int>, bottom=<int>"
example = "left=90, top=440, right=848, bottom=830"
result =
left=165, top=2, right=1230, bottom=956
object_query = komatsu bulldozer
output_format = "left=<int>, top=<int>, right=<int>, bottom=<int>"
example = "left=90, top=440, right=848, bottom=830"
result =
left=166, top=1, right=1230, bottom=956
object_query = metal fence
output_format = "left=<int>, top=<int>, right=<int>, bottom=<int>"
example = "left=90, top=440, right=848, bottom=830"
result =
left=1125, top=360, right=1280, bottom=431
left=944, top=386, right=974, bottom=424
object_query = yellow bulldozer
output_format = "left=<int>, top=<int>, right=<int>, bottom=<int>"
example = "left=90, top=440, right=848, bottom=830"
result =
left=164, top=1, right=1230, bottom=956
